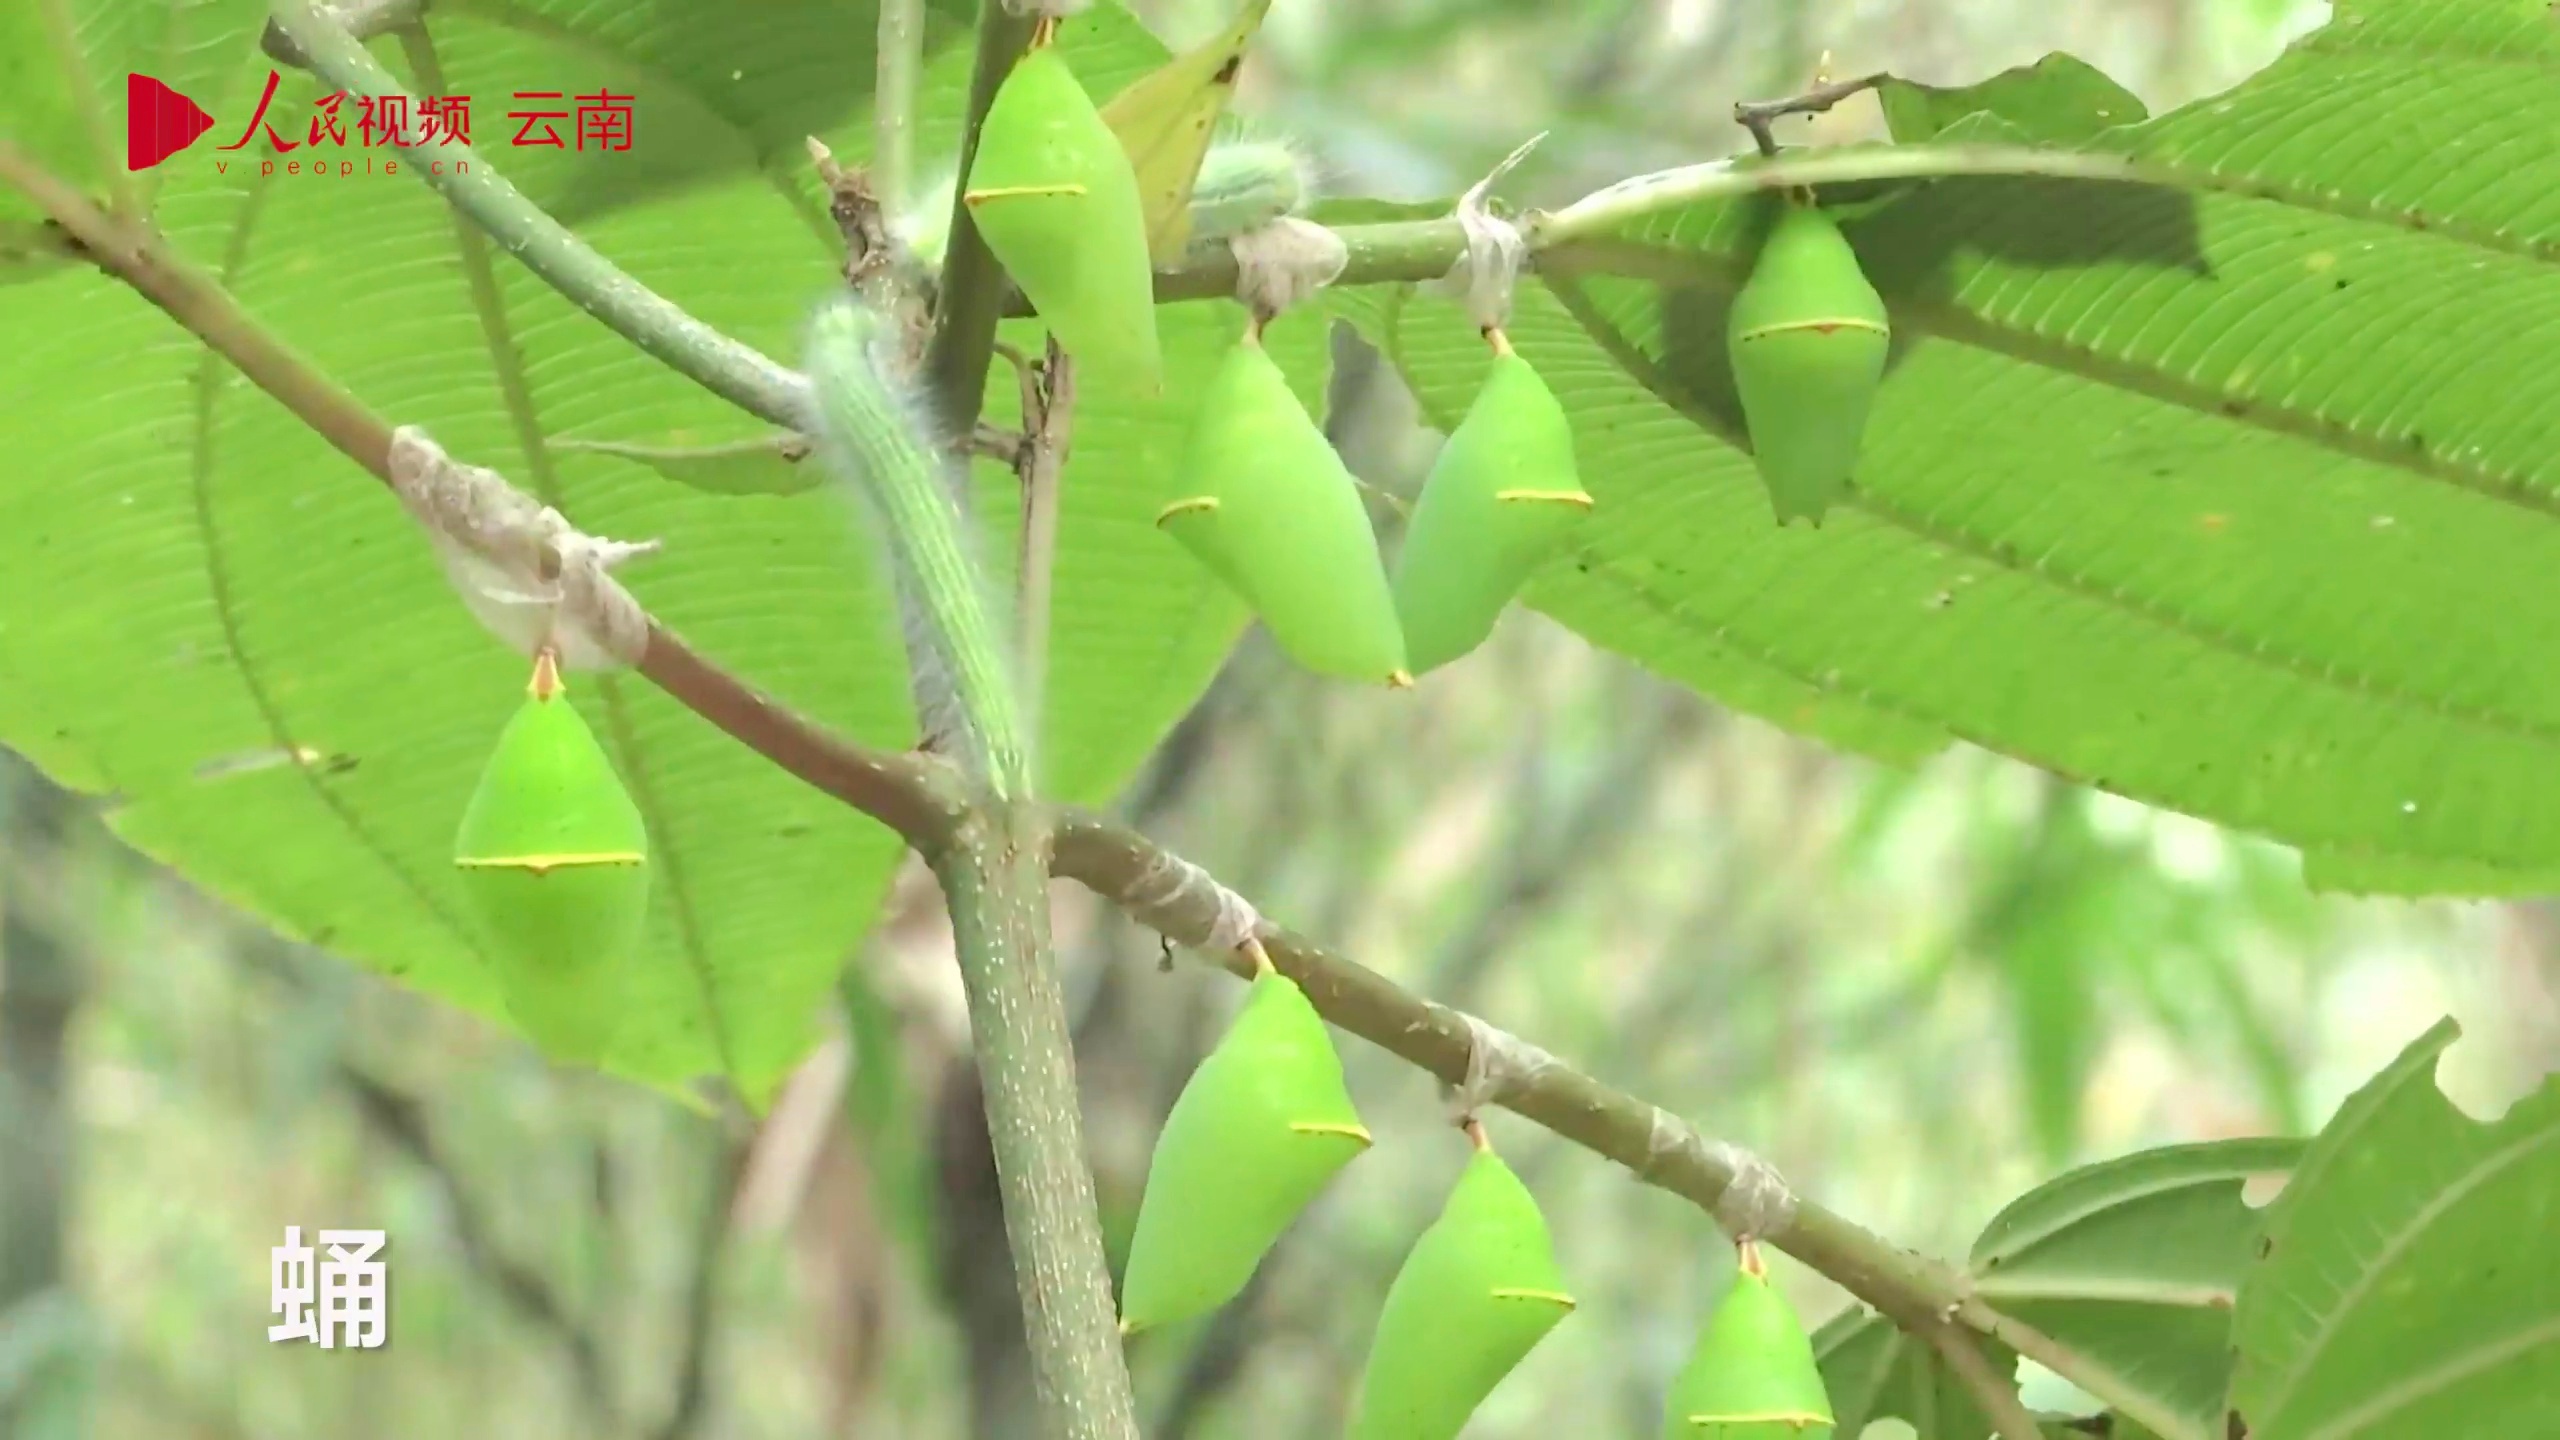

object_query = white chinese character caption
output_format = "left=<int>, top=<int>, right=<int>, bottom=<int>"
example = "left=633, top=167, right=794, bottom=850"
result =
left=268, top=1226, right=389, bottom=1349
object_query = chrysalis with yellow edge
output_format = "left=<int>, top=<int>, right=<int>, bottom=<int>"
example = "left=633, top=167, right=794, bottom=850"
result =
left=1158, top=327, right=1411, bottom=686
left=452, top=650, right=649, bottom=1064
left=1391, top=330, right=1593, bottom=676
left=1119, top=944, right=1371, bottom=1335
left=963, top=22, right=1164, bottom=392
left=1726, top=196, right=1889, bottom=527
left=1660, top=1241, right=1837, bottom=1438
left=1346, top=1122, right=1576, bottom=1440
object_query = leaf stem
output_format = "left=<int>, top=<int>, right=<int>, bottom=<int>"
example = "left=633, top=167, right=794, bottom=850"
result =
left=264, top=0, right=812, bottom=428
left=874, top=0, right=924, bottom=215
left=922, top=1, right=1038, bottom=454
left=1015, top=337, right=1073, bottom=766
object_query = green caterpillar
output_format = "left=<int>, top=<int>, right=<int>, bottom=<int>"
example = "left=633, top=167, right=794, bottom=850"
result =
left=898, top=132, right=1311, bottom=276
left=1726, top=196, right=1890, bottom=527
left=1118, top=953, right=1371, bottom=1335
left=1346, top=1126, right=1576, bottom=1440
left=452, top=650, right=649, bottom=1065
left=803, top=294, right=1029, bottom=798
left=1159, top=328, right=1411, bottom=686
left=1660, top=1244, right=1836, bottom=1438
left=959, top=34, right=1163, bottom=392
left=1391, top=333, right=1594, bottom=676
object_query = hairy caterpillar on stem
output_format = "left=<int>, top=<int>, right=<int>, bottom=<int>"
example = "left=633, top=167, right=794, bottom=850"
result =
left=802, top=294, right=1031, bottom=798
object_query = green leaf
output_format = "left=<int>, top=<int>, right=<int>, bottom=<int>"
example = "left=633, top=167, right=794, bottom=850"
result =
left=2228, top=1018, right=2560, bottom=1439
left=0, top=0, right=270, bottom=276
left=1346, top=0, right=2560, bottom=891
left=1877, top=53, right=2149, bottom=146
left=1972, top=1139, right=2305, bottom=1439
left=1814, top=1308, right=2014, bottom=1439
left=0, top=1, right=1284, bottom=1100
left=1818, top=1137, right=2302, bottom=1440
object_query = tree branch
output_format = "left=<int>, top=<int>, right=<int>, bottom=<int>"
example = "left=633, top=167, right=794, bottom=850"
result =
left=934, top=807, right=1139, bottom=1440
left=1045, top=813, right=1972, bottom=1325
left=1733, top=70, right=1891, bottom=158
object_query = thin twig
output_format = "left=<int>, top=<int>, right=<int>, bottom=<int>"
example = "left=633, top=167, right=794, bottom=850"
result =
left=1733, top=70, right=1890, bottom=158
left=922, top=2, right=1039, bottom=476
left=1015, top=336, right=1073, bottom=743
left=1928, top=1322, right=2046, bottom=1440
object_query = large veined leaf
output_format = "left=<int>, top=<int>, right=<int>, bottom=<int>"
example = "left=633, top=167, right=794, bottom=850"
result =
left=1814, top=1137, right=2302, bottom=1440
left=0, top=1, right=1300, bottom=1101
left=1338, top=0, right=2560, bottom=895
left=2227, top=1019, right=2560, bottom=1439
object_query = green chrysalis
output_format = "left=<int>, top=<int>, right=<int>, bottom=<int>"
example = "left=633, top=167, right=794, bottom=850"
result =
left=903, top=133, right=1309, bottom=276
left=963, top=40, right=1164, bottom=393
left=1158, top=330, right=1411, bottom=686
left=1346, top=1129, right=1576, bottom=1440
left=1726, top=197, right=1890, bottom=527
left=1391, top=339, right=1594, bottom=676
left=452, top=652, right=649, bottom=1065
left=1660, top=1246, right=1836, bottom=1438
left=1119, top=960, right=1372, bottom=1335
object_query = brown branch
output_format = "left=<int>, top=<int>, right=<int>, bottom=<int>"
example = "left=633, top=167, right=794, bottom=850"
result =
left=1734, top=70, right=1890, bottom=158
left=1045, top=812, right=1976, bottom=1331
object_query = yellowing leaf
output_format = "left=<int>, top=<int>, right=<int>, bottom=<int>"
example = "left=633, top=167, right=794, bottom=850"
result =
left=1098, top=0, right=1272, bottom=264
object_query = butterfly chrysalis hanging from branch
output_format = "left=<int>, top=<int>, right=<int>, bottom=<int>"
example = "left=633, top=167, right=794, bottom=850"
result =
left=958, top=0, right=1164, bottom=392
left=1726, top=54, right=1893, bottom=528
left=1155, top=194, right=1418, bottom=686
left=1393, top=133, right=1596, bottom=679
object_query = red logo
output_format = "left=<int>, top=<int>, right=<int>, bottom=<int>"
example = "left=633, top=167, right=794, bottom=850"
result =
left=122, top=69, right=635, bottom=179
left=126, top=74, right=215, bottom=170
